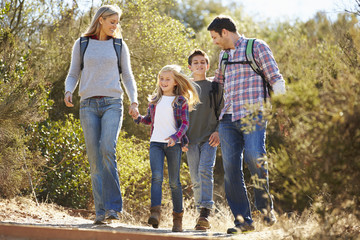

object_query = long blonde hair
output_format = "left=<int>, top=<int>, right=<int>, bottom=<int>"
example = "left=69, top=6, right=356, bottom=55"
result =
left=83, top=5, right=122, bottom=38
left=149, top=65, right=200, bottom=111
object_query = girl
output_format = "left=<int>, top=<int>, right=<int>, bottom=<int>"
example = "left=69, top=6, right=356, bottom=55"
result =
left=134, top=65, right=199, bottom=232
left=64, top=5, right=138, bottom=224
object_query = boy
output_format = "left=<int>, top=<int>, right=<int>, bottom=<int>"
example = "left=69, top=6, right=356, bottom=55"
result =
left=183, top=49, right=223, bottom=230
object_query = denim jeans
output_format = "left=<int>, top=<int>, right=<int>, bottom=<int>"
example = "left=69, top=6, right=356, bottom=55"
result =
left=149, top=142, right=183, bottom=213
left=219, top=114, right=273, bottom=226
left=80, top=97, right=123, bottom=217
left=186, top=141, right=216, bottom=210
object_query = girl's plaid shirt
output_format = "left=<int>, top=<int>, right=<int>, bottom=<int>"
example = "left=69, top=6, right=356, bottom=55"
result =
left=135, top=95, right=189, bottom=146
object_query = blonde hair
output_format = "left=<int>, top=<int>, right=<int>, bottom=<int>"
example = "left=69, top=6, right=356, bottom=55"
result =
left=83, top=5, right=122, bottom=38
left=149, top=65, right=200, bottom=111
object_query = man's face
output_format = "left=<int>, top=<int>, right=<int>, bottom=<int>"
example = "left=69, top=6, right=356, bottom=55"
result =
left=210, top=30, right=228, bottom=50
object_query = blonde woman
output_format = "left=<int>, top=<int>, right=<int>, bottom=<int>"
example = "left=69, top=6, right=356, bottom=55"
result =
left=64, top=5, right=138, bottom=224
left=133, top=65, right=199, bottom=232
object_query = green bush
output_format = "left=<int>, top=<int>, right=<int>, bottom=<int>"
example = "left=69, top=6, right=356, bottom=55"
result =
left=29, top=115, right=192, bottom=212
left=264, top=14, right=360, bottom=214
left=29, top=115, right=91, bottom=208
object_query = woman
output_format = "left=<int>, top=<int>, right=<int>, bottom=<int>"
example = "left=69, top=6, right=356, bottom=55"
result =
left=64, top=5, right=138, bottom=224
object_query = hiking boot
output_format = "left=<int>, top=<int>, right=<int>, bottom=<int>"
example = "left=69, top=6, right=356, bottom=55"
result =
left=106, top=210, right=119, bottom=222
left=262, top=210, right=277, bottom=226
left=93, top=215, right=105, bottom=225
left=195, top=208, right=211, bottom=231
left=172, top=211, right=184, bottom=232
left=148, top=206, right=161, bottom=228
left=227, top=223, right=255, bottom=234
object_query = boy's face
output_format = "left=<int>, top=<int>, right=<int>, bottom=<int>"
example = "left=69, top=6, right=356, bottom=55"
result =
left=188, top=55, right=209, bottom=76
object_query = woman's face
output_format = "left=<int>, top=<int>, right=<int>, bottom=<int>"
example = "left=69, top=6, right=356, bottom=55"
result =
left=99, top=14, right=119, bottom=38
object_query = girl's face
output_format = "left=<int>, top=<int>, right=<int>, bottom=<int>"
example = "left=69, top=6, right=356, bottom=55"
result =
left=159, top=71, right=177, bottom=96
left=99, top=14, right=119, bottom=38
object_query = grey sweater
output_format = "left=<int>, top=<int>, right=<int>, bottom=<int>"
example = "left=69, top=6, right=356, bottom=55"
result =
left=187, top=79, right=223, bottom=145
left=65, top=38, right=137, bottom=103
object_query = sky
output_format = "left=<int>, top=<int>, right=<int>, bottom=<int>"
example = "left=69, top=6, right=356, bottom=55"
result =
left=75, top=0, right=357, bottom=23
left=234, top=0, right=356, bottom=23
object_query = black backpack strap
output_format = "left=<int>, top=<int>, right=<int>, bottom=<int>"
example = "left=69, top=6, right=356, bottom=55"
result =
left=209, top=81, right=223, bottom=121
left=245, top=38, right=272, bottom=102
left=80, top=36, right=89, bottom=70
left=113, top=38, right=122, bottom=75
left=220, top=51, right=250, bottom=81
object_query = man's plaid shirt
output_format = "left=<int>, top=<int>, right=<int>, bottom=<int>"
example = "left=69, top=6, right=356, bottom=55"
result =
left=214, top=36, right=284, bottom=122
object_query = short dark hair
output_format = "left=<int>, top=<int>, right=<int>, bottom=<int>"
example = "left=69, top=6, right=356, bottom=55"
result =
left=188, top=49, right=209, bottom=66
left=207, top=15, right=237, bottom=36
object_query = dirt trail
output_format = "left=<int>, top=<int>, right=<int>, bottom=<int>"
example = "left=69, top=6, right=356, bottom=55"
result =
left=0, top=197, right=317, bottom=239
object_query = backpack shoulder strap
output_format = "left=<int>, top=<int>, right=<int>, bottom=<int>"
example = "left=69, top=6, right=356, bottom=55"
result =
left=209, top=81, right=223, bottom=121
left=246, top=38, right=272, bottom=102
left=245, top=38, right=263, bottom=76
left=113, top=38, right=122, bottom=75
left=220, top=51, right=229, bottom=77
left=80, top=36, right=89, bottom=70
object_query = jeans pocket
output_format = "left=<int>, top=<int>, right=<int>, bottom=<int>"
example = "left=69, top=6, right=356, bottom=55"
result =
left=80, top=99, right=89, bottom=109
left=105, top=97, right=122, bottom=106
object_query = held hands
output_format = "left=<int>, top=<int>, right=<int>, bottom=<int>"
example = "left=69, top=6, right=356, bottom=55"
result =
left=64, top=91, right=74, bottom=107
left=209, top=131, right=220, bottom=147
left=129, top=102, right=139, bottom=119
left=165, top=137, right=175, bottom=147
left=182, top=145, right=188, bottom=152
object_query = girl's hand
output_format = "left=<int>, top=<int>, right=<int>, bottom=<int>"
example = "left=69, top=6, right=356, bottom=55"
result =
left=165, top=137, right=175, bottom=147
left=182, top=146, right=188, bottom=152
left=129, top=102, right=139, bottom=118
left=64, top=91, right=74, bottom=107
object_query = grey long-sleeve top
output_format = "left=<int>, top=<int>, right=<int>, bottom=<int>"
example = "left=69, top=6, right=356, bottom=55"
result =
left=65, top=38, right=138, bottom=103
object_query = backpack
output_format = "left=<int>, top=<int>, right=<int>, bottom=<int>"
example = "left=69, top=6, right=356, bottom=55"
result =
left=209, top=81, right=223, bottom=121
left=220, top=38, right=272, bottom=102
left=79, top=36, right=122, bottom=78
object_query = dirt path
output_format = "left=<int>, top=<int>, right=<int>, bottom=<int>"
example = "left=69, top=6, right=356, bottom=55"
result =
left=0, top=197, right=318, bottom=239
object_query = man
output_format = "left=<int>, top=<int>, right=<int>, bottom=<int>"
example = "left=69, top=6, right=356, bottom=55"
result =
left=183, top=49, right=223, bottom=230
left=207, top=15, right=286, bottom=234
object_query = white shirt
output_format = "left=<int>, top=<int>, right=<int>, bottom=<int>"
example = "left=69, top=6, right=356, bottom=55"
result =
left=150, top=96, right=177, bottom=143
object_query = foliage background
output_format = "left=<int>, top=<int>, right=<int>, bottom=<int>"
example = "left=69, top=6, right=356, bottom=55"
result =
left=0, top=0, right=359, bottom=238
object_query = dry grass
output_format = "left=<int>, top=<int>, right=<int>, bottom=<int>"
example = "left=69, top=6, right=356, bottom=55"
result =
left=0, top=196, right=359, bottom=239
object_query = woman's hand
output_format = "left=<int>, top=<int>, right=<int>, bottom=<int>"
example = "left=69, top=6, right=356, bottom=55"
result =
left=64, top=91, right=74, bottom=107
left=129, top=102, right=139, bottom=119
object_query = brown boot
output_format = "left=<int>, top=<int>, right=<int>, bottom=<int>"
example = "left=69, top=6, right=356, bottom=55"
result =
left=195, top=208, right=211, bottom=230
left=172, top=211, right=184, bottom=232
left=148, top=206, right=161, bottom=228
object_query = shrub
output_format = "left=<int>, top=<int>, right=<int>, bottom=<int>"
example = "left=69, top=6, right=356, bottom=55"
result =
left=29, top=115, right=91, bottom=208
left=29, top=115, right=192, bottom=212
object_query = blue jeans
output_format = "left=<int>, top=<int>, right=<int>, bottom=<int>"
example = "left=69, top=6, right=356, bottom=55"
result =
left=186, top=141, right=216, bottom=210
left=80, top=97, right=123, bottom=217
left=149, top=142, right=183, bottom=213
left=219, top=114, right=273, bottom=226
